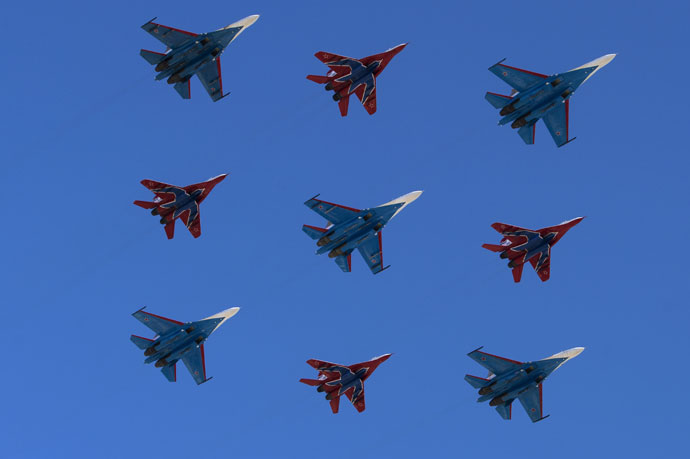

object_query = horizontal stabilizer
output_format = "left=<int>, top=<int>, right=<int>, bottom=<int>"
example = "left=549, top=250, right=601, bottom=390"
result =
left=306, top=74, right=331, bottom=84
left=133, top=200, right=156, bottom=209
left=299, top=378, right=323, bottom=386
left=302, top=224, right=327, bottom=240
left=140, top=49, right=166, bottom=65
left=485, top=92, right=512, bottom=109
left=464, top=374, right=491, bottom=389
left=482, top=243, right=505, bottom=253
left=130, top=334, right=153, bottom=350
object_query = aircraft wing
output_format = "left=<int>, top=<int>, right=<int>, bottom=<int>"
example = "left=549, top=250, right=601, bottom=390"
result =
left=489, top=61, right=547, bottom=92
left=354, top=84, right=377, bottom=115
left=304, top=196, right=360, bottom=225
left=181, top=344, right=208, bottom=385
left=542, top=100, right=570, bottom=147
left=197, top=59, right=226, bottom=102
left=161, top=364, right=177, bottom=382
left=314, top=51, right=358, bottom=72
left=357, top=233, right=386, bottom=274
left=306, top=358, right=341, bottom=371
left=468, top=348, right=523, bottom=375
left=517, top=384, right=545, bottom=422
left=529, top=253, right=551, bottom=282
left=178, top=209, right=202, bottom=238
left=132, top=309, right=183, bottom=335
left=141, top=20, right=197, bottom=49
left=344, top=386, right=366, bottom=413
left=518, top=123, right=536, bottom=145
left=490, top=222, right=529, bottom=234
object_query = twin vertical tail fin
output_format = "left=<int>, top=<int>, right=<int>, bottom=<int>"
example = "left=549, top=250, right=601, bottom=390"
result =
left=302, top=225, right=328, bottom=240
left=133, top=200, right=157, bottom=209
left=130, top=335, right=154, bottom=350
left=482, top=243, right=505, bottom=253
left=299, top=378, right=323, bottom=386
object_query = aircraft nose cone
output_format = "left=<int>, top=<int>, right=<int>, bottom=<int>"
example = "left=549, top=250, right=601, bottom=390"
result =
left=226, top=14, right=259, bottom=30
left=378, top=353, right=392, bottom=362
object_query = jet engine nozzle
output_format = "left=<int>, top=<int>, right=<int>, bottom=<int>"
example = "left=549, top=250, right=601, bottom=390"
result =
left=317, top=236, right=331, bottom=247
left=328, top=247, right=345, bottom=258
left=167, top=73, right=183, bottom=84
left=159, top=218, right=168, bottom=225
left=489, top=396, right=505, bottom=407
left=478, top=385, right=494, bottom=396
left=150, top=208, right=159, bottom=216
left=155, top=61, right=170, bottom=72
left=511, top=117, right=528, bottom=129
left=154, top=358, right=168, bottom=368
left=499, top=251, right=509, bottom=259
left=500, top=99, right=519, bottom=116
left=316, top=385, right=325, bottom=393
left=144, top=347, right=157, bottom=357
left=325, top=391, right=337, bottom=400
left=507, top=260, right=516, bottom=269
left=325, top=82, right=333, bottom=91
left=332, top=93, right=341, bottom=101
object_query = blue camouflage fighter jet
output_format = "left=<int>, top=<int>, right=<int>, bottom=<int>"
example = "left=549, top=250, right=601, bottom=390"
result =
left=485, top=54, right=615, bottom=146
left=302, top=191, right=422, bottom=274
left=465, top=347, right=584, bottom=422
left=130, top=307, right=239, bottom=385
left=139, top=15, right=259, bottom=101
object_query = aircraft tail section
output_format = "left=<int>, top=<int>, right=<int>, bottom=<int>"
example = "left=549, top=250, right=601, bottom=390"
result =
left=161, top=363, right=176, bottom=382
left=485, top=92, right=512, bottom=109
left=464, top=374, right=491, bottom=389
left=482, top=243, right=506, bottom=253
left=306, top=75, right=331, bottom=84
left=495, top=402, right=512, bottom=420
left=518, top=123, right=536, bottom=145
left=302, top=224, right=328, bottom=240
left=299, top=378, right=323, bottom=386
left=133, top=200, right=157, bottom=209
left=140, top=49, right=166, bottom=65
left=512, top=264, right=524, bottom=283
left=130, top=334, right=154, bottom=350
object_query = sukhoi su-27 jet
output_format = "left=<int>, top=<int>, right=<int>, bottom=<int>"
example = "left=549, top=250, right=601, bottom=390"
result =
left=485, top=54, right=615, bottom=146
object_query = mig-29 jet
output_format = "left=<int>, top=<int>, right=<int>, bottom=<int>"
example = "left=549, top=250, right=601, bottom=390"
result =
left=133, top=174, right=226, bottom=239
left=300, top=354, right=391, bottom=413
left=130, top=307, right=239, bottom=385
left=139, top=15, right=259, bottom=101
left=302, top=191, right=422, bottom=274
left=307, top=44, right=407, bottom=116
left=485, top=54, right=615, bottom=146
left=465, top=347, right=584, bottom=422
left=482, top=217, right=583, bottom=282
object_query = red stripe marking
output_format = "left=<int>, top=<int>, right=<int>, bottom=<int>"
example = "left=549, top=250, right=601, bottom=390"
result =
left=131, top=335, right=154, bottom=342
left=141, top=311, right=184, bottom=325
left=313, top=198, right=360, bottom=213
left=200, top=344, right=207, bottom=380
left=497, top=63, right=548, bottom=79
left=187, top=80, right=191, bottom=99
left=486, top=91, right=512, bottom=99
left=539, top=384, right=543, bottom=417
left=142, top=49, right=166, bottom=56
left=565, top=99, right=570, bottom=140
left=532, top=123, right=536, bottom=144
left=467, top=374, right=491, bottom=381
left=475, top=350, right=523, bottom=365
left=509, top=403, right=512, bottom=419
left=173, top=363, right=177, bottom=382
left=346, top=253, right=352, bottom=271
left=216, top=57, right=223, bottom=95
left=378, top=232, right=383, bottom=270
left=303, top=224, right=327, bottom=233
left=149, top=22, right=197, bottom=37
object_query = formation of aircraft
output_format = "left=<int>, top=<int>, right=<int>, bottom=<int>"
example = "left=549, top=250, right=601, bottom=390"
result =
left=300, top=354, right=391, bottom=413
left=302, top=191, right=422, bottom=274
left=482, top=217, right=584, bottom=282
left=127, top=14, right=615, bottom=423
left=464, top=347, right=584, bottom=422
left=130, top=307, right=239, bottom=385
left=306, top=44, right=407, bottom=116
left=133, top=174, right=226, bottom=239
left=140, top=15, right=259, bottom=101
left=485, top=54, right=616, bottom=146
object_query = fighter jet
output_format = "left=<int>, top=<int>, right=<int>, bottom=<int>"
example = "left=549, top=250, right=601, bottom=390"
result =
left=302, top=191, right=422, bottom=274
left=139, top=15, right=259, bottom=101
left=130, top=307, right=239, bottom=385
left=300, top=354, right=391, bottom=413
left=485, top=54, right=615, bottom=146
left=307, top=44, right=407, bottom=116
left=482, top=217, right=583, bottom=282
left=465, top=347, right=584, bottom=422
left=133, top=174, right=226, bottom=239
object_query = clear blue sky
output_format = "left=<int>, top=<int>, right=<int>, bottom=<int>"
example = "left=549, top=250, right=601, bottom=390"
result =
left=2, top=0, right=689, bottom=457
